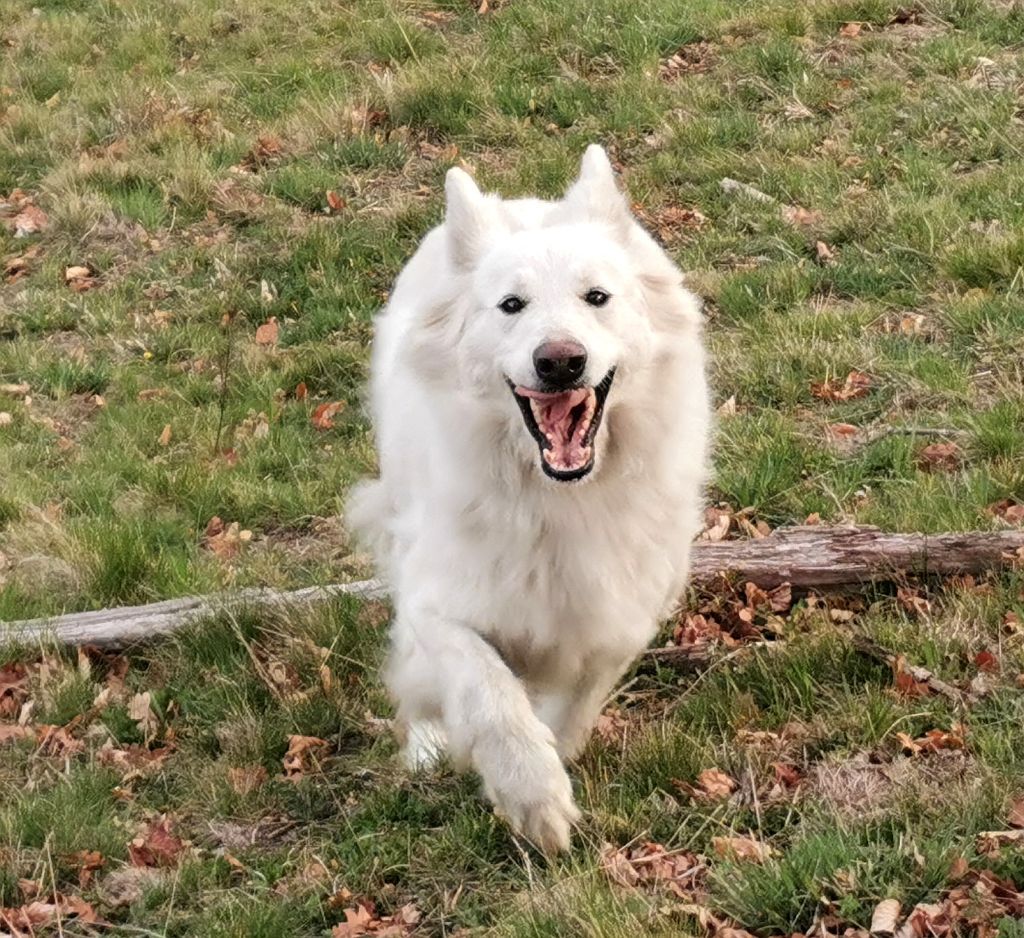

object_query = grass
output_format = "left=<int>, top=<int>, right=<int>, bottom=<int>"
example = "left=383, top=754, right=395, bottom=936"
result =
left=1, top=0, right=1024, bottom=934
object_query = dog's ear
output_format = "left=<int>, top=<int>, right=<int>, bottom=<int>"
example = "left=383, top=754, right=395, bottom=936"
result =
left=562, top=144, right=632, bottom=235
left=445, top=167, right=500, bottom=270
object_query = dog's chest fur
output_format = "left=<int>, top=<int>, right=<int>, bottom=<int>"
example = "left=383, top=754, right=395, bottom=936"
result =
left=438, top=443, right=694, bottom=686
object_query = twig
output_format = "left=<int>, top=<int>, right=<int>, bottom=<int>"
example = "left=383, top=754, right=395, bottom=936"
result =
left=720, top=178, right=777, bottom=204
left=845, top=631, right=968, bottom=704
left=213, top=311, right=236, bottom=458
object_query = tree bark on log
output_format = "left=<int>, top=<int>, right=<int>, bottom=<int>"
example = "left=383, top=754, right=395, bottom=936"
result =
left=2, top=525, right=1021, bottom=648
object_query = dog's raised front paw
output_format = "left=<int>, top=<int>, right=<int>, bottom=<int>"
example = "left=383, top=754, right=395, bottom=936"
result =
left=484, top=745, right=580, bottom=853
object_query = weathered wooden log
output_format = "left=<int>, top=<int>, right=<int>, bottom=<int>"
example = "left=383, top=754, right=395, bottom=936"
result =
left=2, top=526, right=1021, bottom=648
left=1, top=580, right=387, bottom=648
left=690, top=524, right=1024, bottom=590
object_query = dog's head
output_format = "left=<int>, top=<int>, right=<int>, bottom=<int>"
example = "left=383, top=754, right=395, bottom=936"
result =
left=422, top=145, right=700, bottom=484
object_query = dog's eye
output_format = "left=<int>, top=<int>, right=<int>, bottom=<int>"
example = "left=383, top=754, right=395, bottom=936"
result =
left=498, top=295, right=527, bottom=315
left=584, top=288, right=610, bottom=308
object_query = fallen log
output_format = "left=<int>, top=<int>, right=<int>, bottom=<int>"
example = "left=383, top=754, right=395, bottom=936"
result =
left=1, top=525, right=1021, bottom=648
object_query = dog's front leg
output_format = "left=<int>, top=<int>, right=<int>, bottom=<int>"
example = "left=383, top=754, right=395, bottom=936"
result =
left=387, top=613, right=580, bottom=853
left=535, top=652, right=638, bottom=759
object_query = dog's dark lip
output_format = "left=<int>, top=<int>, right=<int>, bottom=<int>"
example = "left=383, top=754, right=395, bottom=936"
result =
left=508, top=369, right=615, bottom=482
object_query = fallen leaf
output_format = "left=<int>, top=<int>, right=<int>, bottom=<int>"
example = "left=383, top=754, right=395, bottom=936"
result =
left=811, top=370, right=872, bottom=402
left=975, top=650, right=999, bottom=673
left=128, top=691, right=159, bottom=742
left=840, top=21, right=864, bottom=37
left=203, top=517, right=253, bottom=560
left=330, top=899, right=421, bottom=937
left=917, top=441, right=962, bottom=472
left=311, top=401, right=346, bottom=430
left=717, top=394, right=737, bottom=417
left=294, top=382, right=308, bottom=401
left=988, top=499, right=1024, bottom=526
left=0, top=382, right=29, bottom=397
left=227, top=764, right=269, bottom=795
left=896, top=587, right=931, bottom=619
left=870, top=898, right=901, bottom=935
left=700, top=505, right=732, bottom=541
left=255, top=317, right=279, bottom=346
left=675, top=768, right=738, bottom=801
left=0, top=724, right=34, bottom=745
left=326, top=190, right=347, bottom=214
left=781, top=204, right=823, bottom=226
left=1009, top=796, right=1024, bottom=829
left=64, top=265, right=98, bottom=291
left=68, top=850, right=105, bottom=889
left=283, top=734, right=329, bottom=779
left=158, top=424, right=172, bottom=446
left=599, top=841, right=706, bottom=898
left=128, top=817, right=186, bottom=868
left=773, top=762, right=803, bottom=788
left=36, top=723, right=86, bottom=757
left=815, top=240, right=836, bottom=264
left=899, top=313, right=927, bottom=336
left=658, top=41, right=717, bottom=80
left=977, top=829, right=1024, bottom=856
left=712, top=834, right=773, bottom=863
left=594, top=709, right=629, bottom=746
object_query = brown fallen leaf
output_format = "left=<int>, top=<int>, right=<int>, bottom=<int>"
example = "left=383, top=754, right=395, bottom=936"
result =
left=283, top=734, right=329, bottom=779
left=815, top=240, right=836, bottom=265
left=897, top=726, right=966, bottom=756
left=899, top=313, right=927, bottom=336
left=311, top=401, right=346, bottom=430
left=896, top=587, right=931, bottom=619
left=67, top=850, right=105, bottom=889
left=330, top=899, right=421, bottom=937
left=326, top=190, right=347, bottom=214
left=712, top=834, right=773, bottom=863
left=700, top=505, right=733, bottom=541
left=840, top=21, right=864, bottom=37
left=128, top=691, right=159, bottom=742
left=228, top=764, right=269, bottom=795
left=975, top=650, right=999, bottom=673
left=1009, top=795, right=1024, bottom=829
left=294, top=381, right=308, bottom=401
left=64, top=265, right=98, bottom=291
left=978, top=829, right=1024, bottom=856
left=0, top=382, right=30, bottom=397
left=599, top=841, right=705, bottom=898
left=12, top=203, right=48, bottom=237
left=158, top=424, right=172, bottom=447
left=679, top=768, right=738, bottom=801
left=36, top=723, right=86, bottom=757
left=594, top=709, right=629, bottom=747
left=128, top=817, right=186, bottom=868
left=988, top=498, right=1024, bottom=526
left=781, top=204, right=823, bottom=226
left=203, top=517, right=253, bottom=560
left=917, top=441, right=962, bottom=472
left=772, top=762, right=803, bottom=788
left=812, top=370, right=872, bottom=402
left=255, top=317, right=279, bottom=346
left=892, top=655, right=931, bottom=698
left=870, top=897, right=901, bottom=935
left=0, top=724, right=34, bottom=745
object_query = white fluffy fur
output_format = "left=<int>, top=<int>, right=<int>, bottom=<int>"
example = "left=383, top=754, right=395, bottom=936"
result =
left=347, top=145, right=710, bottom=852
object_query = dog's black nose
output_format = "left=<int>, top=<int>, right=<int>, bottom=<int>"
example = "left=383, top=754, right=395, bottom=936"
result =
left=533, top=341, right=587, bottom=389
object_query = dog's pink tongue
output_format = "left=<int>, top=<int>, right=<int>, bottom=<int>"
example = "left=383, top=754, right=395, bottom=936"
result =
left=515, top=387, right=588, bottom=424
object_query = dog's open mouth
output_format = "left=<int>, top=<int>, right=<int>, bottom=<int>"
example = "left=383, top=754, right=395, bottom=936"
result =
left=510, top=370, right=615, bottom=481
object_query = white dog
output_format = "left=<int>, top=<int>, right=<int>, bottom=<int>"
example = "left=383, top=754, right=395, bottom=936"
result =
left=348, top=145, right=710, bottom=852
